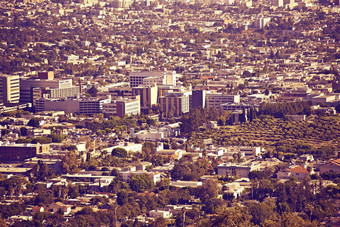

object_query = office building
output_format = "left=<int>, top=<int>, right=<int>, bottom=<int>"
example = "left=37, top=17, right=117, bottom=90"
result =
left=79, top=98, right=110, bottom=115
left=206, top=93, right=240, bottom=109
left=35, top=97, right=110, bottom=115
left=129, top=71, right=176, bottom=88
left=132, top=84, right=158, bottom=108
left=191, top=90, right=206, bottom=109
left=0, top=144, right=49, bottom=162
left=103, top=97, right=140, bottom=118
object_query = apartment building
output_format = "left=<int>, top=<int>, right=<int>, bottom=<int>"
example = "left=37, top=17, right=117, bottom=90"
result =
left=217, top=162, right=261, bottom=178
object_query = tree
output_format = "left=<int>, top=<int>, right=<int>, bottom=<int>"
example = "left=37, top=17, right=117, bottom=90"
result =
left=152, top=217, right=167, bottom=227
left=1, top=129, right=10, bottom=137
left=249, top=171, right=268, bottom=180
left=212, top=207, right=252, bottom=226
left=196, top=179, right=219, bottom=203
left=34, top=190, right=54, bottom=205
left=20, top=127, right=28, bottom=136
left=264, top=89, right=270, bottom=95
left=0, top=176, right=28, bottom=196
left=31, top=160, right=55, bottom=182
left=171, top=159, right=211, bottom=181
left=61, top=151, right=79, bottom=174
left=27, top=118, right=41, bottom=127
left=335, top=104, right=340, bottom=114
left=49, top=134, right=65, bottom=143
left=87, top=85, right=98, bottom=97
left=117, top=190, right=129, bottom=205
left=129, top=174, right=153, bottom=192
left=111, top=148, right=128, bottom=158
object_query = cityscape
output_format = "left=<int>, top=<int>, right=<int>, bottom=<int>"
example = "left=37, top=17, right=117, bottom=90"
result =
left=0, top=0, right=339, bottom=226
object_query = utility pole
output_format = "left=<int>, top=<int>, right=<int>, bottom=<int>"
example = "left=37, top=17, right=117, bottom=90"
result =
left=115, top=206, right=119, bottom=227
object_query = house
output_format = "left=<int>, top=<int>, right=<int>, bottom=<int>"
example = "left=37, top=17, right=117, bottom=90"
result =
left=48, top=202, right=72, bottom=215
left=135, top=162, right=152, bottom=171
left=277, top=165, right=309, bottom=180
left=119, top=171, right=161, bottom=184
left=226, top=146, right=262, bottom=158
left=149, top=210, right=172, bottom=219
left=32, top=206, right=44, bottom=213
left=103, top=142, right=142, bottom=154
left=156, top=149, right=185, bottom=160
left=319, top=159, right=340, bottom=174
left=223, top=182, right=245, bottom=199
left=286, top=115, right=306, bottom=121
left=299, top=154, right=314, bottom=163
left=170, top=181, right=203, bottom=188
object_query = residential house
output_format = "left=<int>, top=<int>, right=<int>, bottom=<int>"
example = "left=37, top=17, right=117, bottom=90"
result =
left=277, top=165, right=309, bottom=180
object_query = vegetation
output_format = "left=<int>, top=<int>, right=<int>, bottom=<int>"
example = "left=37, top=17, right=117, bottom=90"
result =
left=191, top=116, right=340, bottom=160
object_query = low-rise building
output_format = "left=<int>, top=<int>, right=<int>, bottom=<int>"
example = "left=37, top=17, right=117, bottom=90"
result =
left=170, top=180, right=203, bottom=188
left=217, top=162, right=261, bottom=178
left=319, top=159, right=340, bottom=174
left=277, top=165, right=309, bottom=180
left=149, top=210, right=172, bottom=219
left=0, top=144, right=49, bottom=162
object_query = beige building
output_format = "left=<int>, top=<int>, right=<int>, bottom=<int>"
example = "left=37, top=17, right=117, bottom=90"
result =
left=0, top=74, right=20, bottom=104
left=132, top=84, right=158, bottom=108
left=159, top=92, right=190, bottom=117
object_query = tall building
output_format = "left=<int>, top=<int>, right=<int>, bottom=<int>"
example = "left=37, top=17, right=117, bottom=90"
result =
left=116, top=98, right=141, bottom=118
left=159, top=92, right=190, bottom=117
left=0, top=74, right=20, bottom=104
left=132, top=84, right=158, bottom=108
left=129, top=71, right=176, bottom=88
left=274, top=0, right=284, bottom=7
left=191, top=90, right=206, bottom=109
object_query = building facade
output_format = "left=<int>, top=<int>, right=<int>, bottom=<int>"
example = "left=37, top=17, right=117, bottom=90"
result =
left=206, top=93, right=240, bottom=109
left=0, top=74, right=20, bottom=104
